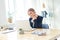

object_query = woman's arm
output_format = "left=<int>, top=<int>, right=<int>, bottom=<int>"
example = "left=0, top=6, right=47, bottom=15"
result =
left=29, top=18, right=33, bottom=28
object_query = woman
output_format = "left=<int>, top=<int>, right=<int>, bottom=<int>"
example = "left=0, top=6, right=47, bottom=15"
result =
left=28, top=8, right=43, bottom=28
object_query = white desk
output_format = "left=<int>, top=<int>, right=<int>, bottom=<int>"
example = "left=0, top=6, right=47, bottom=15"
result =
left=0, top=34, right=7, bottom=40
left=17, top=29, right=60, bottom=40
left=0, top=29, right=60, bottom=40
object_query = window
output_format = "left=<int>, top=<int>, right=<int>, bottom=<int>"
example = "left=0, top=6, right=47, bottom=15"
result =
left=5, top=0, right=48, bottom=23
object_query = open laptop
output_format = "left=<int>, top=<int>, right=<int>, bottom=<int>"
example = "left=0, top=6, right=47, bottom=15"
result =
left=16, top=20, right=33, bottom=31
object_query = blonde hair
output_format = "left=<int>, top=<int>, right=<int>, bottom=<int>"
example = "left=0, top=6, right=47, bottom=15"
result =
left=28, top=8, right=35, bottom=12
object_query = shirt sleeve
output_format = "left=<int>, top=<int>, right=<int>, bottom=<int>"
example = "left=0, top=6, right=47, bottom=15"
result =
left=29, top=18, right=33, bottom=28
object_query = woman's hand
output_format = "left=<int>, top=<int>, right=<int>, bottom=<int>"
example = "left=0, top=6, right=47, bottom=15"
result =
left=32, top=14, right=38, bottom=20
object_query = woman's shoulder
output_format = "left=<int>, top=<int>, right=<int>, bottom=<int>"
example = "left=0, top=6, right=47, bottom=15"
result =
left=38, top=15, right=43, bottom=18
left=37, top=15, right=43, bottom=21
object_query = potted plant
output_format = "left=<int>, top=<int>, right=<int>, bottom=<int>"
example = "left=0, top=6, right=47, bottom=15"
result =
left=19, top=28, right=24, bottom=34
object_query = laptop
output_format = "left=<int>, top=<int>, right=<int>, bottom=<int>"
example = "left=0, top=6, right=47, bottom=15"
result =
left=16, top=20, right=33, bottom=31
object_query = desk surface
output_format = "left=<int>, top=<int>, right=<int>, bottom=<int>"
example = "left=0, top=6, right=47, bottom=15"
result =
left=0, top=29, right=60, bottom=40
left=18, top=29, right=60, bottom=40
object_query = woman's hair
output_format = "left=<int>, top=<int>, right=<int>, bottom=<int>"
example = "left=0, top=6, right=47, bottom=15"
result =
left=28, top=8, right=35, bottom=12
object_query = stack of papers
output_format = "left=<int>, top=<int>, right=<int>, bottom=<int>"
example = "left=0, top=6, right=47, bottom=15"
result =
left=32, top=30, right=46, bottom=36
left=0, top=29, right=15, bottom=34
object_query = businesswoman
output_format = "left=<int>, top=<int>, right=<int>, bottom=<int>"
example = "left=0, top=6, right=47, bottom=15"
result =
left=28, top=8, right=43, bottom=28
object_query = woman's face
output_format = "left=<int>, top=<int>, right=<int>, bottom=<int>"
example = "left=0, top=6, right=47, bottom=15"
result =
left=28, top=11, right=35, bottom=17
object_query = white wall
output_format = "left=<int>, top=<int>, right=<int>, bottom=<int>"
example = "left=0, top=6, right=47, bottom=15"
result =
left=0, top=0, right=7, bottom=26
left=47, top=0, right=60, bottom=29
left=54, top=0, right=60, bottom=29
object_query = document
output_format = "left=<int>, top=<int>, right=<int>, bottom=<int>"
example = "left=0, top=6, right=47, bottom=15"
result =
left=32, top=30, right=46, bottom=36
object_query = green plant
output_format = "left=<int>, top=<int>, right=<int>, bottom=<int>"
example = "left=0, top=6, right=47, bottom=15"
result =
left=19, top=28, right=22, bottom=31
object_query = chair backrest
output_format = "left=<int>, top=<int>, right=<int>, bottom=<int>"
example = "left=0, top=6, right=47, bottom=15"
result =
left=42, top=24, right=49, bottom=29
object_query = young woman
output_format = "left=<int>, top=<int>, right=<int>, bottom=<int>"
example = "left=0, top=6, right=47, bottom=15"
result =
left=28, top=8, right=43, bottom=28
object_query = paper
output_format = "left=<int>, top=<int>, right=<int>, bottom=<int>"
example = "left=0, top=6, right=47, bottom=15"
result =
left=32, top=30, right=46, bottom=35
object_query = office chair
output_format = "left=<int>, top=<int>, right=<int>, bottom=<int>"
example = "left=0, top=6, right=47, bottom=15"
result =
left=42, top=24, right=49, bottom=29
